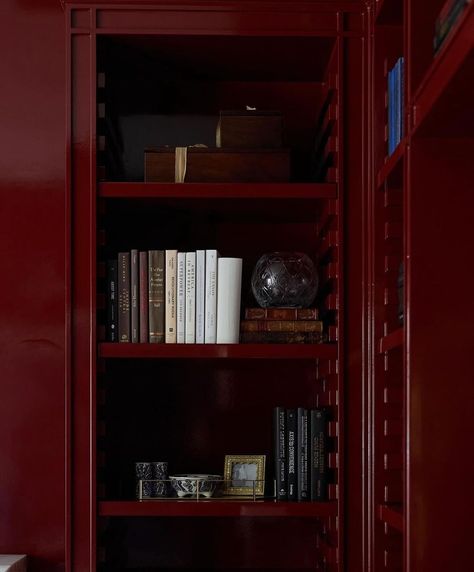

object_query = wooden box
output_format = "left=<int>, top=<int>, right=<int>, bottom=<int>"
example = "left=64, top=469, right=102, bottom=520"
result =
left=145, top=147, right=290, bottom=182
left=217, top=110, right=283, bottom=148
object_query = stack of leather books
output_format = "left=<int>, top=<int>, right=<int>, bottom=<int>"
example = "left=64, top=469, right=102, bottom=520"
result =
left=240, top=307, right=326, bottom=344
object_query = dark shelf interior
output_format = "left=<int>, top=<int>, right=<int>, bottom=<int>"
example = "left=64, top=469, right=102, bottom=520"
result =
left=97, top=35, right=338, bottom=182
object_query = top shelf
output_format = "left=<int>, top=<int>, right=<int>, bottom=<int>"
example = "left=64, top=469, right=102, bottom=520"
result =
left=99, top=182, right=337, bottom=201
left=412, top=3, right=474, bottom=138
left=375, top=0, right=403, bottom=26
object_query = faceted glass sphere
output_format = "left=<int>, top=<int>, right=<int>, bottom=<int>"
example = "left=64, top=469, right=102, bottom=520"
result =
left=251, top=252, right=318, bottom=308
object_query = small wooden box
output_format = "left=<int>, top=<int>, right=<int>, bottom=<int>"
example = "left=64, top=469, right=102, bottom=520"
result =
left=217, top=111, right=283, bottom=148
left=145, top=147, right=290, bottom=183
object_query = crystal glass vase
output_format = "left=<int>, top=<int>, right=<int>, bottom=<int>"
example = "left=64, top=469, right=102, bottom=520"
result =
left=251, top=252, right=318, bottom=308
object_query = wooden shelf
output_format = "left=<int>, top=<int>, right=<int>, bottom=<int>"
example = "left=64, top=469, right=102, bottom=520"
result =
left=378, top=504, right=404, bottom=532
left=378, top=328, right=403, bottom=353
left=412, top=3, right=474, bottom=137
left=99, top=182, right=338, bottom=200
left=99, top=343, right=338, bottom=360
left=375, top=0, right=403, bottom=26
left=99, top=500, right=338, bottom=518
left=376, top=139, right=406, bottom=189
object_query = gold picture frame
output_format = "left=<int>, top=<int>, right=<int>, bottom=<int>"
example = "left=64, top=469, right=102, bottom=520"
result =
left=223, top=455, right=266, bottom=496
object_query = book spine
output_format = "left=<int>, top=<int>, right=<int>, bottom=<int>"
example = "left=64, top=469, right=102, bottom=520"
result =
left=216, top=258, right=243, bottom=344
left=148, top=250, right=165, bottom=343
left=388, top=67, right=394, bottom=155
left=185, top=252, right=196, bottom=344
left=287, top=409, right=297, bottom=501
left=131, top=249, right=139, bottom=343
left=204, top=250, right=218, bottom=344
left=310, top=409, right=328, bottom=501
left=245, top=307, right=319, bottom=320
left=196, top=250, right=206, bottom=344
left=240, top=331, right=327, bottom=344
left=107, top=259, right=118, bottom=342
left=240, top=320, right=324, bottom=333
left=177, top=252, right=186, bottom=344
left=139, top=251, right=148, bottom=343
left=400, top=57, right=404, bottom=140
left=118, top=252, right=130, bottom=343
left=273, top=407, right=287, bottom=501
left=165, top=250, right=177, bottom=344
left=395, top=59, right=401, bottom=149
left=297, top=408, right=309, bottom=501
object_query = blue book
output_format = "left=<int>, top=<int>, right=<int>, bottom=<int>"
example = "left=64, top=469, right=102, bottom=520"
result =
left=399, top=57, right=404, bottom=141
left=394, top=59, right=400, bottom=150
left=388, top=68, right=393, bottom=155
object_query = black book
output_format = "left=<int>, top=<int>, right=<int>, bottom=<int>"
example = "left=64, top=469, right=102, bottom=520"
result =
left=297, top=407, right=309, bottom=501
left=131, top=249, right=139, bottom=343
left=310, top=408, right=328, bottom=501
left=107, top=259, right=118, bottom=342
left=273, top=407, right=287, bottom=500
left=286, top=409, right=297, bottom=501
left=118, top=252, right=130, bottom=343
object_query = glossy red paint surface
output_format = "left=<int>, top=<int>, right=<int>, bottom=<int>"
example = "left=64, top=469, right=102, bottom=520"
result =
left=0, top=1, right=67, bottom=571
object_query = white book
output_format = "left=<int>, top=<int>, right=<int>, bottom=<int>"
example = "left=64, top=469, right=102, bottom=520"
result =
left=165, top=250, right=177, bottom=344
left=204, top=249, right=219, bottom=343
left=177, top=252, right=186, bottom=343
left=216, top=257, right=242, bottom=344
left=196, top=250, right=206, bottom=343
left=185, top=252, right=196, bottom=344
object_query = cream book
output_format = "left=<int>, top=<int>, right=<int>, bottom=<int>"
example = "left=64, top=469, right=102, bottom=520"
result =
left=177, top=252, right=186, bottom=343
left=216, top=257, right=242, bottom=344
left=196, top=250, right=206, bottom=343
left=165, top=250, right=177, bottom=343
left=204, top=249, right=219, bottom=343
left=185, top=252, right=196, bottom=344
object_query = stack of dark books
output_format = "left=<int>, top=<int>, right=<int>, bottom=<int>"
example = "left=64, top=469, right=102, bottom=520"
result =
left=273, top=407, right=329, bottom=502
left=240, top=308, right=327, bottom=344
left=434, top=0, right=471, bottom=54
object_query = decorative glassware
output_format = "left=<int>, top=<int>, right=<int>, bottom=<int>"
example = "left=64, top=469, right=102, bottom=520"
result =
left=251, top=252, right=318, bottom=308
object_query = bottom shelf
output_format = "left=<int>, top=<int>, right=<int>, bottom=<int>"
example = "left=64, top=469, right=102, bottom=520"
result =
left=378, top=503, right=404, bottom=532
left=99, top=500, right=338, bottom=518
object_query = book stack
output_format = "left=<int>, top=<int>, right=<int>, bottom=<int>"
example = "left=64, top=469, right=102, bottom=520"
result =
left=273, top=407, right=329, bottom=502
left=107, top=250, right=242, bottom=344
left=240, top=308, right=326, bottom=344
left=434, top=0, right=471, bottom=54
left=387, top=57, right=404, bottom=156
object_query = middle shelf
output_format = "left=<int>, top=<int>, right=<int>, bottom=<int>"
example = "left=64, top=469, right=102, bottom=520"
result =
left=99, top=499, right=338, bottom=518
left=99, top=342, right=338, bottom=360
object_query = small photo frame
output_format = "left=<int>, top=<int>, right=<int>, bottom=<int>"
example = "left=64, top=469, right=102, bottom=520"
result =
left=223, top=455, right=266, bottom=496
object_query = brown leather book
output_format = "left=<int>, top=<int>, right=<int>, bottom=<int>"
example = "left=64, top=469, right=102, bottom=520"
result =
left=131, top=249, right=139, bottom=343
left=148, top=250, right=165, bottom=343
left=118, top=252, right=130, bottom=343
left=241, top=320, right=323, bottom=333
left=245, top=307, right=319, bottom=320
left=240, top=331, right=327, bottom=344
left=139, top=251, right=148, bottom=343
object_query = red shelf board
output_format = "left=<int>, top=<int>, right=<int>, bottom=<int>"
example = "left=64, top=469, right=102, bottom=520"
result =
left=378, top=504, right=404, bottom=532
left=378, top=328, right=403, bottom=353
left=375, top=0, right=403, bottom=25
left=99, top=343, right=338, bottom=360
left=99, top=500, right=338, bottom=518
left=99, top=182, right=337, bottom=200
left=412, top=3, right=474, bottom=137
left=376, top=139, right=406, bottom=189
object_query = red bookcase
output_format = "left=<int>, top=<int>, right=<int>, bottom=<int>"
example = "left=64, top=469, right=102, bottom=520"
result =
left=0, top=1, right=473, bottom=571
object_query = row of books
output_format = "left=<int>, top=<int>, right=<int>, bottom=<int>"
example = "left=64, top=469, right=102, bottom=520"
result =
left=387, top=57, right=404, bottom=156
left=241, top=307, right=327, bottom=344
left=107, top=250, right=242, bottom=344
left=434, top=0, right=471, bottom=54
left=273, top=407, right=329, bottom=502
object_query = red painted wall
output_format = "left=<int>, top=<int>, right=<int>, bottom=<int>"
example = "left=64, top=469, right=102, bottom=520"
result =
left=0, top=1, right=67, bottom=570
